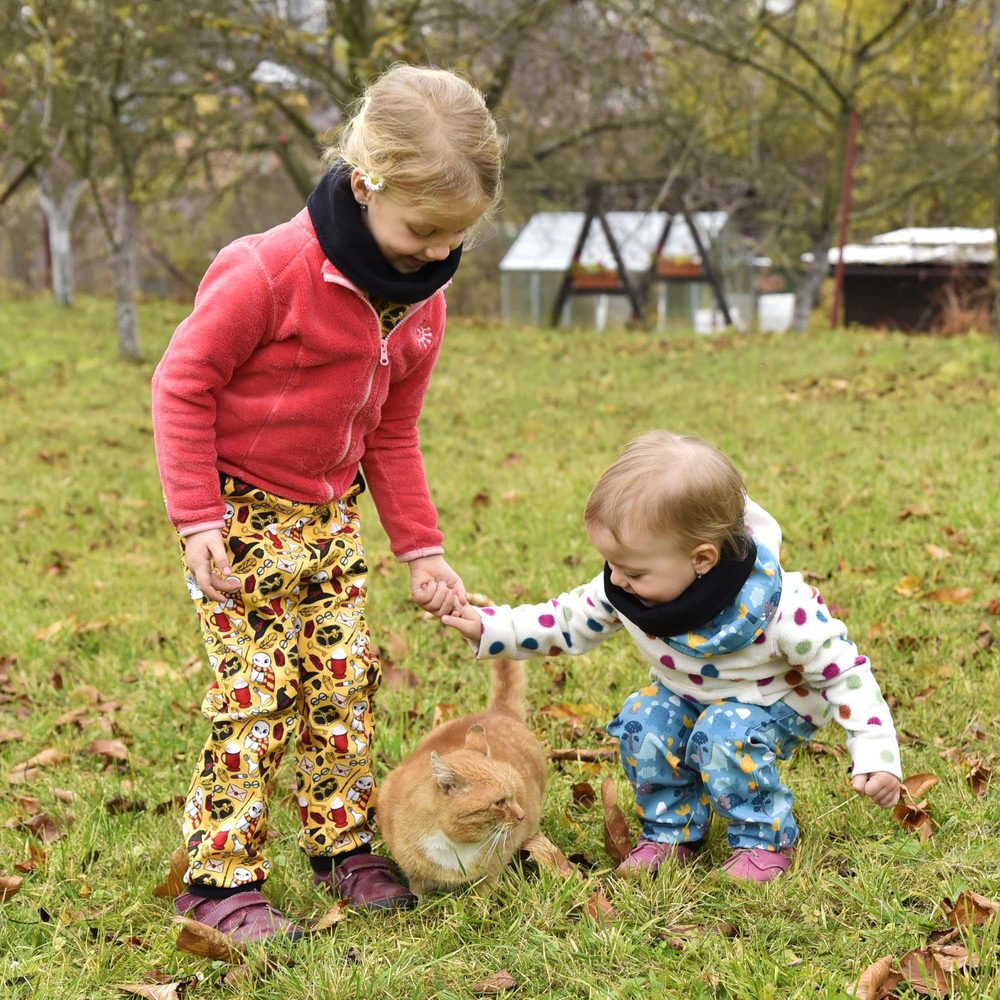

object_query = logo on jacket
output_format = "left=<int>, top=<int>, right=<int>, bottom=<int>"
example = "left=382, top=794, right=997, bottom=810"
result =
left=415, top=323, right=433, bottom=349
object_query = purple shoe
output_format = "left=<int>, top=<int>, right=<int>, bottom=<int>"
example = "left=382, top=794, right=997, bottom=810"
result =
left=314, top=854, right=417, bottom=910
left=615, top=838, right=699, bottom=877
left=174, top=890, right=304, bottom=944
left=721, top=847, right=793, bottom=882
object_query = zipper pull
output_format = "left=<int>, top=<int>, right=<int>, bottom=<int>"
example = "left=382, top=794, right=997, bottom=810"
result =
left=379, top=339, right=389, bottom=366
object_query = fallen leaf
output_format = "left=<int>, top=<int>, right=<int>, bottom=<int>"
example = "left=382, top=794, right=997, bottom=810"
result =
left=924, top=545, right=951, bottom=561
left=25, top=748, right=69, bottom=769
left=19, top=813, right=68, bottom=843
left=846, top=955, right=893, bottom=999
left=901, top=773, right=940, bottom=800
left=384, top=630, right=409, bottom=661
left=0, top=875, right=24, bottom=900
left=600, top=778, right=633, bottom=864
left=898, top=504, right=932, bottom=520
left=894, top=576, right=923, bottom=598
left=85, top=738, right=129, bottom=761
left=520, top=833, right=583, bottom=881
left=913, top=685, right=937, bottom=702
left=571, top=782, right=596, bottom=807
left=471, top=491, right=490, bottom=508
left=943, top=890, right=1000, bottom=928
left=311, top=900, right=347, bottom=932
left=805, top=741, right=846, bottom=757
left=469, top=971, right=517, bottom=994
left=923, top=587, right=974, bottom=605
left=965, top=756, right=992, bottom=797
left=14, top=844, right=45, bottom=873
left=0, top=728, right=26, bottom=745
left=173, top=916, right=245, bottom=963
left=381, top=666, right=420, bottom=690
left=466, top=592, right=493, bottom=607
left=548, top=748, right=616, bottom=762
left=116, top=982, right=184, bottom=999
left=583, top=890, right=616, bottom=924
left=153, top=847, right=189, bottom=900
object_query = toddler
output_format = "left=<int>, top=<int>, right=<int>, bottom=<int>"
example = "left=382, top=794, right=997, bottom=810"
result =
left=152, top=65, right=503, bottom=941
left=439, top=432, right=901, bottom=882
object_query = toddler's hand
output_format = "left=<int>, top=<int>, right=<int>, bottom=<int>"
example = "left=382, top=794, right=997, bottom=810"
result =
left=851, top=770, right=901, bottom=808
left=441, top=603, right=485, bottom=644
left=183, top=528, right=241, bottom=603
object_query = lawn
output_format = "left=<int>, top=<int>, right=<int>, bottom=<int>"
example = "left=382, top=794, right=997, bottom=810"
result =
left=0, top=297, right=998, bottom=999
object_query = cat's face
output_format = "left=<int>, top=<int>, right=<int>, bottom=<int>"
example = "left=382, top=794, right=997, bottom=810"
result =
left=430, top=731, right=527, bottom=845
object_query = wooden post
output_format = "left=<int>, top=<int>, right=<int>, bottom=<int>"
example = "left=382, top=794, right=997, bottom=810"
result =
left=831, top=110, right=860, bottom=329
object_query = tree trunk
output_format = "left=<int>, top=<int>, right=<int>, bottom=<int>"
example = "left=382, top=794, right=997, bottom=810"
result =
left=37, top=169, right=84, bottom=306
left=111, top=189, right=142, bottom=361
left=791, top=233, right=832, bottom=332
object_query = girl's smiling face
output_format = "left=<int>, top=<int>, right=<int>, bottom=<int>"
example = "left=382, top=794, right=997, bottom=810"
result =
left=587, top=523, right=719, bottom=606
left=351, top=170, right=486, bottom=274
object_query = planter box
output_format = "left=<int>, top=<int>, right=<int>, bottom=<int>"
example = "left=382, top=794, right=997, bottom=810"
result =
left=657, top=259, right=702, bottom=279
left=572, top=271, right=620, bottom=290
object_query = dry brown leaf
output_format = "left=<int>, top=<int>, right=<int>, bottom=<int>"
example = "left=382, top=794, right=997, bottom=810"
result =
left=0, top=729, right=26, bottom=745
left=806, top=740, right=846, bottom=757
left=600, top=778, right=633, bottom=864
left=657, top=922, right=739, bottom=949
left=923, top=587, right=975, bottom=605
left=846, top=955, right=894, bottom=999
left=152, top=847, right=189, bottom=900
left=85, top=738, right=129, bottom=761
left=924, top=544, right=951, bottom=560
left=547, top=748, right=616, bottom=762
left=382, top=666, right=420, bottom=690
left=520, top=832, right=583, bottom=881
left=893, top=798, right=934, bottom=840
left=902, top=773, right=940, bottom=800
left=116, top=984, right=184, bottom=1000
left=0, top=875, right=24, bottom=900
left=14, top=844, right=45, bottom=873
left=310, top=900, right=347, bottom=932
left=943, top=890, right=1000, bottom=928
left=469, top=971, right=517, bottom=994
left=898, top=504, right=932, bottom=520
left=914, top=685, right=937, bottom=702
left=466, top=592, right=493, bottom=607
left=21, top=813, right=68, bottom=844
left=571, top=782, right=596, bottom=807
left=584, top=890, right=616, bottom=924
left=173, top=916, right=245, bottom=963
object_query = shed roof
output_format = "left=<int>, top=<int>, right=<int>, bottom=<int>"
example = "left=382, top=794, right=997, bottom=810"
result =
left=499, top=211, right=728, bottom=272
left=825, top=227, right=996, bottom=266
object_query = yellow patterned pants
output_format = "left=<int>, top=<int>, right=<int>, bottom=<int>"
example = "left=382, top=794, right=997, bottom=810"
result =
left=179, top=475, right=379, bottom=889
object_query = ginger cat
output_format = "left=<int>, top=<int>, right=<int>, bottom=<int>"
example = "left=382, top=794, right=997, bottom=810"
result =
left=376, top=658, right=546, bottom=896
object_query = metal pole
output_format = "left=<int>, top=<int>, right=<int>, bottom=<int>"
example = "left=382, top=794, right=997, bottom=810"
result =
left=831, top=110, right=860, bottom=329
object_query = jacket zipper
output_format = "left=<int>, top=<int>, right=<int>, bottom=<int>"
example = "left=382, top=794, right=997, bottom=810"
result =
left=325, top=279, right=427, bottom=468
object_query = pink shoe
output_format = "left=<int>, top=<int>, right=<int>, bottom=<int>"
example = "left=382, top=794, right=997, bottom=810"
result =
left=314, top=855, right=417, bottom=910
left=174, top=890, right=304, bottom=945
left=615, top=839, right=699, bottom=877
left=721, top=847, right=793, bottom=883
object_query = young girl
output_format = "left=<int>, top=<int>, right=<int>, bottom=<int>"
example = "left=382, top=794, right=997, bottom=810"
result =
left=151, top=65, right=503, bottom=941
left=438, top=432, right=902, bottom=883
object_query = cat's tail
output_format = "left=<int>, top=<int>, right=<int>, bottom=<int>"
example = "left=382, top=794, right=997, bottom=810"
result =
left=488, top=658, right=527, bottom=721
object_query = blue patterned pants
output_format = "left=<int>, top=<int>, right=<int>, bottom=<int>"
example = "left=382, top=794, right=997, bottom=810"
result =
left=607, top=681, right=817, bottom=851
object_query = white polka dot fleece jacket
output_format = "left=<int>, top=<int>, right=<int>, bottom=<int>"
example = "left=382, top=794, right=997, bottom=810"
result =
left=475, top=500, right=902, bottom=780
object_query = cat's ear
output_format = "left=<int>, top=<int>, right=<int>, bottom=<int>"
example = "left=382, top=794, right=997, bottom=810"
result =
left=431, top=751, right=460, bottom=792
left=464, top=724, right=491, bottom=757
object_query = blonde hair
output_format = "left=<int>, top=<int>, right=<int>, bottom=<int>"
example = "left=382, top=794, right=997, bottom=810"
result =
left=584, top=431, right=751, bottom=557
left=324, top=64, right=503, bottom=232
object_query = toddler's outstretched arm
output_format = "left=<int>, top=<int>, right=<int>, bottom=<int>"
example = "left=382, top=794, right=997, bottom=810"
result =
left=851, top=771, right=901, bottom=808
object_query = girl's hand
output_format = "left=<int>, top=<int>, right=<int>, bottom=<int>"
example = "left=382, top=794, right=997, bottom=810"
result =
left=851, top=770, right=901, bottom=808
left=408, top=555, right=468, bottom=610
left=441, top=603, right=485, bottom=644
left=183, top=528, right=241, bottom=603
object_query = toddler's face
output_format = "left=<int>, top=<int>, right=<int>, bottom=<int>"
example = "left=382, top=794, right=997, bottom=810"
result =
left=588, top=523, right=700, bottom=606
left=352, top=172, right=486, bottom=274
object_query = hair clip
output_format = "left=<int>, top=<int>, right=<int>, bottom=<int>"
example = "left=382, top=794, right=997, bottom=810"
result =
left=361, top=171, right=385, bottom=193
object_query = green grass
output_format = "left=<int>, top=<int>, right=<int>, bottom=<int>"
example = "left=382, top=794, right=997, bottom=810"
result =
left=1, top=297, right=998, bottom=999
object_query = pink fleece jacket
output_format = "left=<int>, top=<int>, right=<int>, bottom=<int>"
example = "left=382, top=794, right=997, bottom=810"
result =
left=151, top=208, right=447, bottom=561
